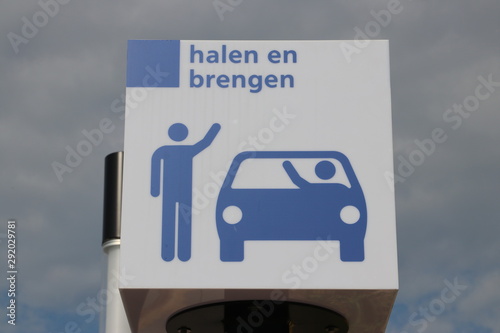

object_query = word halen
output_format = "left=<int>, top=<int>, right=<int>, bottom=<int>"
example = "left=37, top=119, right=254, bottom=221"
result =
left=188, top=44, right=297, bottom=93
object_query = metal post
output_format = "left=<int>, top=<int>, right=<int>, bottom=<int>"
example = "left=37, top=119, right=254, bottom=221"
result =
left=101, top=152, right=131, bottom=333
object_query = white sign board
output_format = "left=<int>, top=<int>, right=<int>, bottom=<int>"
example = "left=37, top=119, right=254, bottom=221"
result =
left=120, top=40, right=397, bottom=292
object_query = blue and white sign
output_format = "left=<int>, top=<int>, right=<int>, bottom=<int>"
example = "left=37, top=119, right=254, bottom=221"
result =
left=120, top=40, right=397, bottom=291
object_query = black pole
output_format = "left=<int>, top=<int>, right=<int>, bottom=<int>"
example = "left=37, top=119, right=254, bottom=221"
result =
left=102, top=151, right=124, bottom=245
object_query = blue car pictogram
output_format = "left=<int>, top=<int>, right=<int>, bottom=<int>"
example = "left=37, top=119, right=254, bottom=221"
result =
left=216, top=151, right=367, bottom=262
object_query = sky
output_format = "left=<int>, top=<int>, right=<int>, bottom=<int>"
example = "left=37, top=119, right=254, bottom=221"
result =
left=0, top=0, right=499, bottom=332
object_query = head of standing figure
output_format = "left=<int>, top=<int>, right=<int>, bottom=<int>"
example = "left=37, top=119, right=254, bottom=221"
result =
left=168, top=123, right=188, bottom=142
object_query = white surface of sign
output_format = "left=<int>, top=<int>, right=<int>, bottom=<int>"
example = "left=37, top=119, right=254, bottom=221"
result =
left=120, top=40, right=397, bottom=291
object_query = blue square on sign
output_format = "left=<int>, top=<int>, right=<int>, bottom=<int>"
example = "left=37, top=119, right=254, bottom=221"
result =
left=126, top=40, right=180, bottom=87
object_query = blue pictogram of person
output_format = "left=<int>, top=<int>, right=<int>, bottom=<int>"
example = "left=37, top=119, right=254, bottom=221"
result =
left=151, top=123, right=221, bottom=262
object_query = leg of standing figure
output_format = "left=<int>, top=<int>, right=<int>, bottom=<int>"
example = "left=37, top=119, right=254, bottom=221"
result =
left=161, top=197, right=176, bottom=261
left=177, top=199, right=192, bottom=261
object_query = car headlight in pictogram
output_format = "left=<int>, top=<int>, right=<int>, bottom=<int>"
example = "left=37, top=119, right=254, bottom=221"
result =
left=223, top=205, right=243, bottom=224
left=340, top=205, right=360, bottom=224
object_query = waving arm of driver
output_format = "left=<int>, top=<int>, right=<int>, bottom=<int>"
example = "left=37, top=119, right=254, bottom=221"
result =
left=283, top=161, right=309, bottom=188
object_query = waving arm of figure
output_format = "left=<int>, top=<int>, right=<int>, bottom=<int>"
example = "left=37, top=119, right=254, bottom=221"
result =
left=193, top=123, right=221, bottom=154
left=283, top=161, right=309, bottom=188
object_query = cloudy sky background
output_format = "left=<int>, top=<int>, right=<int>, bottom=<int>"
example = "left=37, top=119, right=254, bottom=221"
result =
left=0, top=0, right=499, bottom=332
